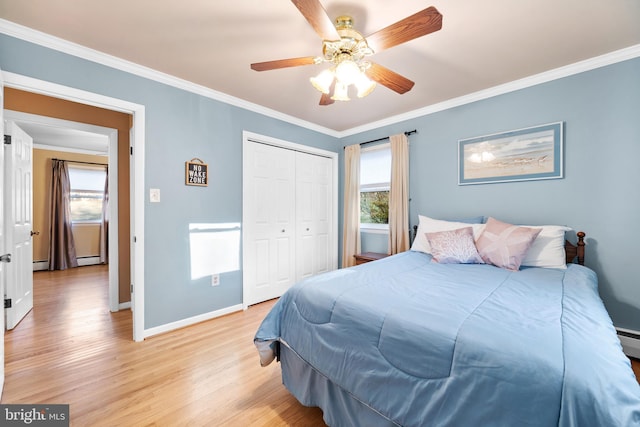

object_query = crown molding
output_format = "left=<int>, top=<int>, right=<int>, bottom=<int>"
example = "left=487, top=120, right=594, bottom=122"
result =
left=0, top=19, right=341, bottom=138
left=2, top=19, right=638, bottom=140
left=340, top=43, right=640, bottom=137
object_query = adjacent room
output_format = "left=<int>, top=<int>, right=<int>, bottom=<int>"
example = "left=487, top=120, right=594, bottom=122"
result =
left=0, top=1, right=639, bottom=425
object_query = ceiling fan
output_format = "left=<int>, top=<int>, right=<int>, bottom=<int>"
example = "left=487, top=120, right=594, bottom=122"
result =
left=250, top=0, right=443, bottom=105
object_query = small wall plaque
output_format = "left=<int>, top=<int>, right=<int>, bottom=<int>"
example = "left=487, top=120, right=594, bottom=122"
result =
left=185, top=158, right=208, bottom=186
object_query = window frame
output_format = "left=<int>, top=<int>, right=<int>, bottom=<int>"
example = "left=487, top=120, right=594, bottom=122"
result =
left=359, top=143, right=391, bottom=233
left=67, top=163, right=108, bottom=224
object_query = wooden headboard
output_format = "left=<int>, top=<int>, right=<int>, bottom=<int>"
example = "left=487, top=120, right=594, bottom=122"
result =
left=411, top=225, right=586, bottom=266
left=565, top=231, right=586, bottom=265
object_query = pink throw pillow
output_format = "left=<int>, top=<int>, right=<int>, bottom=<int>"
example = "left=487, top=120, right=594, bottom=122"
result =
left=426, top=227, right=484, bottom=264
left=476, top=217, right=542, bottom=271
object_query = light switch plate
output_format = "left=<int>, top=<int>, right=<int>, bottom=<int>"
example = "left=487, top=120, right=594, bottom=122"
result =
left=150, top=188, right=161, bottom=203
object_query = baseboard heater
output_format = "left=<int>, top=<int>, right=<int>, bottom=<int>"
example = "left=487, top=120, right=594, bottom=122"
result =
left=617, top=328, right=640, bottom=359
left=33, top=256, right=102, bottom=271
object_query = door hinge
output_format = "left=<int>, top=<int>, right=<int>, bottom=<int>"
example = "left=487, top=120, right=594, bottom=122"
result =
left=4, top=135, right=11, bottom=145
left=130, top=284, right=134, bottom=294
left=130, top=146, right=133, bottom=155
left=4, top=298, right=12, bottom=309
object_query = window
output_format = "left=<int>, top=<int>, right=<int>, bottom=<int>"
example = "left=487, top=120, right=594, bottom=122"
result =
left=360, top=144, right=390, bottom=230
left=68, top=165, right=107, bottom=222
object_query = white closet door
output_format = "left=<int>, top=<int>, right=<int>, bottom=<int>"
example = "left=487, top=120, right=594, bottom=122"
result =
left=244, top=142, right=296, bottom=306
left=296, top=151, right=332, bottom=281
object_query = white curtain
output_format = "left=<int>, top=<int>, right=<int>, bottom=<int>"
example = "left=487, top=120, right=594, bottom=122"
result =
left=388, top=133, right=410, bottom=254
left=342, top=144, right=361, bottom=267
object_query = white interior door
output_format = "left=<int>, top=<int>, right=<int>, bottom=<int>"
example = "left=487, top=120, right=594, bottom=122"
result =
left=0, top=68, right=6, bottom=397
left=296, top=151, right=332, bottom=281
left=243, top=141, right=296, bottom=306
left=4, top=120, right=34, bottom=330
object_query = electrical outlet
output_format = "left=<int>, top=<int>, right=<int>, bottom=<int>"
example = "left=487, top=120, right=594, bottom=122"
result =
left=211, top=274, right=220, bottom=286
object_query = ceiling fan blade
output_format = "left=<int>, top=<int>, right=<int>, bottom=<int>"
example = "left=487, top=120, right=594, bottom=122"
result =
left=319, top=79, right=335, bottom=105
left=365, top=63, right=415, bottom=94
left=365, top=6, right=442, bottom=53
left=319, top=92, right=334, bottom=106
left=291, top=0, right=341, bottom=41
left=251, top=56, right=318, bottom=71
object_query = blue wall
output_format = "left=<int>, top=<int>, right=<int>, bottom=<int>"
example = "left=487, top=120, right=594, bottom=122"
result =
left=343, top=57, right=640, bottom=331
left=0, top=34, right=339, bottom=329
left=2, top=32, right=639, bottom=332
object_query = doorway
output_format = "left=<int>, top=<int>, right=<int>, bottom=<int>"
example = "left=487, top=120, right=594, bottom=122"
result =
left=5, top=111, right=120, bottom=316
left=2, top=72, right=146, bottom=341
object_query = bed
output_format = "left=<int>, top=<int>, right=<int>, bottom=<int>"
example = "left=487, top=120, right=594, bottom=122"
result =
left=254, top=216, right=640, bottom=426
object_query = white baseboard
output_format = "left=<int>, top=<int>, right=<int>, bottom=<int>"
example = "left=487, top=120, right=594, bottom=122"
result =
left=617, top=328, right=640, bottom=359
left=143, top=304, right=244, bottom=339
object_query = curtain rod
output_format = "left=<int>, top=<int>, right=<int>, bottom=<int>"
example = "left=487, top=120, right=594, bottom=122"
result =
left=52, top=158, right=108, bottom=168
left=344, top=130, right=417, bottom=148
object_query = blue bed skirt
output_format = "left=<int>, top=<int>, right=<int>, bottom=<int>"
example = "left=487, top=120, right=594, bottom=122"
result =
left=280, top=343, right=396, bottom=427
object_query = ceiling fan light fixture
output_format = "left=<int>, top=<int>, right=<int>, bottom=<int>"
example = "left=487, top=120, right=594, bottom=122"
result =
left=334, top=58, right=361, bottom=86
left=310, top=68, right=334, bottom=94
left=331, top=82, right=350, bottom=101
left=355, top=73, right=376, bottom=98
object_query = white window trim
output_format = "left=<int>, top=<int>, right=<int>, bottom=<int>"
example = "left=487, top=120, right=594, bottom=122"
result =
left=360, top=223, right=389, bottom=234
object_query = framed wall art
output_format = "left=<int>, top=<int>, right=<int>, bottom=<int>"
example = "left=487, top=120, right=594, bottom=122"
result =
left=185, top=158, right=208, bottom=186
left=458, top=122, right=563, bottom=185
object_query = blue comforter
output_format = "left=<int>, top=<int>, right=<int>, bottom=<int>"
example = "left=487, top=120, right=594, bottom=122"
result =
left=255, top=251, right=640, bottom=426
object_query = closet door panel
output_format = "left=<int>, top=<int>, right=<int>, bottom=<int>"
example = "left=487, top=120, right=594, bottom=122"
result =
left=244, top=142, right=296, bottom=305
left=296, top=152, right=333, bottom=280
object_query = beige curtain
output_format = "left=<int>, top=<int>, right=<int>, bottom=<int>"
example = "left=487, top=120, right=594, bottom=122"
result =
left=388, top=133, right=410, bottom=254
left=48, top=159, right=78, bottom=270
left=342, top=144, right=361, bottom=267
left=99, top=168, right=109, bottom=264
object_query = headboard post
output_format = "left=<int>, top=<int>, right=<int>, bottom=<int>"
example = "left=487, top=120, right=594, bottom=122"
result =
left=565, top=231, right=586, bottom=265
left=576, top=231, right=586, bottom=265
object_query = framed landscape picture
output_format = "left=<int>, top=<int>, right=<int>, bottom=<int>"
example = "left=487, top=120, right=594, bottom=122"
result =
left=458, top=122, right=563, bottom=185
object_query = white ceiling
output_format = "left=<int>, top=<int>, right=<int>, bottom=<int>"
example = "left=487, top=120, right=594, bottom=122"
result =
left=18, top=121, right=109, bottom=154
left=6, top=111, right=110, bottom=154
left=1, top=0, right=640, bottom=133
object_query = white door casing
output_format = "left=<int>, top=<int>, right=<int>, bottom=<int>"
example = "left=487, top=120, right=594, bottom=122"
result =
left=4, top=121, right=34, bottom=330
left=242, top=131, right=338, bottom=308
left=0, top=67, right=6, bottom=397
left=2, top=71, right=146, bottom=341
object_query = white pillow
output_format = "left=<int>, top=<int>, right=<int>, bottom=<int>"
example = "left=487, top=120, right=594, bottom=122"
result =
left=411, top=215, right=485, bottom=255
left=520, top=225, right=572, bottom=269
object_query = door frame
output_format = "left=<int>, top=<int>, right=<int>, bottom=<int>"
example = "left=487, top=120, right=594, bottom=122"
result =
left=241, top=131, right=338, bottom=309
left=4, top=110, right=120, bottom=313
left=2, top=71, right=146, bottom=341
left=0, top=66, right=5, bottom=397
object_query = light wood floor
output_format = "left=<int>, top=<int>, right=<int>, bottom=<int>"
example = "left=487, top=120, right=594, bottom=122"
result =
left=3, top=266, right=639, bottom=427
left=2, top=265, right=325, bottom=426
